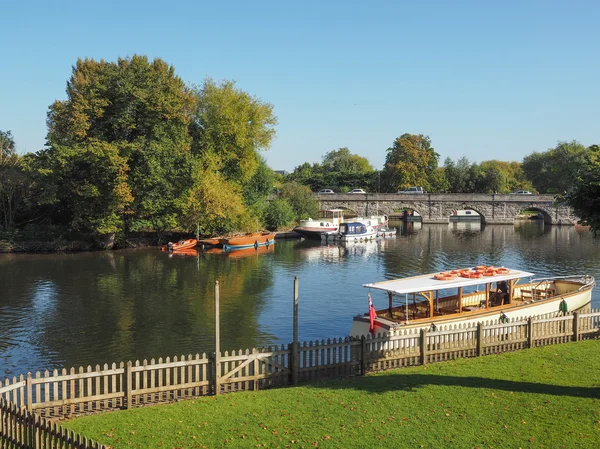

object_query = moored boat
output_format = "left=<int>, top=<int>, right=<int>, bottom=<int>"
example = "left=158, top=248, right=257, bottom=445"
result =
left=224, top=244, right=274, bottom=259
left=219, top=231, right=275, bottom=251
left=161, top=238, right=198, bottom=252
left=198, top=238, right=222, bottom=248
left=294, top=209, right=388, bottom=240
left=351, top=267, right=595, bottom=337
left=293, top=209, right=345, bottom=239
left=331, top=222, right=378, bottom=243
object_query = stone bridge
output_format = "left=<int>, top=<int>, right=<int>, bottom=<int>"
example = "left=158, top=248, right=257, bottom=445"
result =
left=318, top=193, right=576, bottom=225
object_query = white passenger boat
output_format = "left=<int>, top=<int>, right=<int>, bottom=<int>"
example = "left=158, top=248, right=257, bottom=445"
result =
left=351, top=266, right=595, bottom=337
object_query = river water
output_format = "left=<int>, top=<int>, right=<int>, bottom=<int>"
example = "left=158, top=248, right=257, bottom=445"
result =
left=1, top=221, right=599, bottom=379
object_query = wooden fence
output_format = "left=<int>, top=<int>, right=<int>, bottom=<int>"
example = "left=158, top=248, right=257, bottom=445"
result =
left=1, top=309, right=599, bottom=448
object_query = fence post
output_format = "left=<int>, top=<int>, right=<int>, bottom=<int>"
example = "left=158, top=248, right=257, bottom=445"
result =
left=420, top=329, right=428, bottom=365
left=527, top=317, right=534, bottom=348
left=477, top=323, right=483, bottom=356
left=214, top=280, right=221, bottom=396
left=573, top=312, right=579, bottom=342
left=292, top=276, right=299, bottom=386
left=125, top=361, right=132, bottom=409
left=26, top=372, right=32, bottom=411
left=360, top=336, right=367, bottom=375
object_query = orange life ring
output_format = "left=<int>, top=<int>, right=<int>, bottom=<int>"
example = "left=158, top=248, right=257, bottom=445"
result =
left=483, top=270, right=496, bottom=276
left=470, top=273, right=483, bottom=278
left=496, top=267, right=509, bottom=274
left=475, top=265, right=487, bottom=271
left=460, top=272, right=472, bottom=278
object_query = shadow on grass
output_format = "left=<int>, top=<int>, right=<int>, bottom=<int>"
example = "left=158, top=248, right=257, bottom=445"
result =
left=307, top=373, right=600, bottom=399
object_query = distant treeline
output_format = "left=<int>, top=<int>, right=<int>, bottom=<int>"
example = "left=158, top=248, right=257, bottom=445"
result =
left=1, top=55, right=599, bottom=247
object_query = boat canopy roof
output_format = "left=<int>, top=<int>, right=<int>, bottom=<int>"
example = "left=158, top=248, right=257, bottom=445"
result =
left=363, top=268, right=536, bottom=295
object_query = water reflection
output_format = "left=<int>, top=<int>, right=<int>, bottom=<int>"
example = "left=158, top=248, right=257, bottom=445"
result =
left=1, top=222, right=599, bottom=380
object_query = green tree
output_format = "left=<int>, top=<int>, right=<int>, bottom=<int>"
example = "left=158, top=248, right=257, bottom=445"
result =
left=322, top=147, right=373, bottom=174
left=181, top=170, right=254, bottom=236
left=566, top=145, right=600, bottom=235
left=382, top=134, right=440, bottom=192
left=41, top=55, right=197, bottom=236
left=522, top=140, right=588, bottom=194
left=192, top=79, right=277, bottom=185
left=0, top=131, right=27, bottom=230
left=279, top=181, right=319, bottom=221
left=26, top=142, right=133, bottom=235
left=263, top=199, right=295, bottom=231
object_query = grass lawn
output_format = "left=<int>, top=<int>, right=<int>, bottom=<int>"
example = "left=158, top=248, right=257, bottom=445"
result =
left=65, top=340, right=600, bottom=449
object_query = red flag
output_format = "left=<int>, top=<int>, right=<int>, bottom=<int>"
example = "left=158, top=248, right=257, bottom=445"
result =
left=368, top=292, right=376, bottom=335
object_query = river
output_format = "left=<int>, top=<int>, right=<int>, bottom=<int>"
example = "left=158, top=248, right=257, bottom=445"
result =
left=1, top=220, right=599, bottom=379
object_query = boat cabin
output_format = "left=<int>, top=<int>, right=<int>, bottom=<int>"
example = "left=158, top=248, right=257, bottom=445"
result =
left=351, top=267, right=594, bottom=336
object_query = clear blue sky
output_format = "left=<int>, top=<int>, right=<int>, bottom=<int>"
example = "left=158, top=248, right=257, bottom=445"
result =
left=2, top=0, right=598, bottom=171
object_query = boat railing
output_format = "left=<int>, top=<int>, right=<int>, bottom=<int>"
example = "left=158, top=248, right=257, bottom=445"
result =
left=530, top=275, right=595, bottom=292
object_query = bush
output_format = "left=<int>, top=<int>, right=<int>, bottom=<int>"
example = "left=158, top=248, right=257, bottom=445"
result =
left=264, top=199, right=295, bottom=230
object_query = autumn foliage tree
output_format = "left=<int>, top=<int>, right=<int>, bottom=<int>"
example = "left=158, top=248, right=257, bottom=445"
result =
left=381, top=134, right=440, bottom=192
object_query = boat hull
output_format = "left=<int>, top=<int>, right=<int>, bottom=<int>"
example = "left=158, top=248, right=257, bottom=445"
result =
left=294, top=226, right=338, bottom=239
left=161, top=239, right=198, bottom=252
left=351, top=286, right=593, bottom=338
left=220, top=232, right=275, bottom=251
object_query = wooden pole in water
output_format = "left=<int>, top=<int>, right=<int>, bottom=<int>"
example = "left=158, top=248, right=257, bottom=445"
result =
left=292, top=277, right=299, bottom=385
left=214, top=280, right=221, bottom=395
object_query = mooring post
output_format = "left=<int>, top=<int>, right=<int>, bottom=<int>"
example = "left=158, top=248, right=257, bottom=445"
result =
left=292, top=276, right=299, bottom=386
left=214, top=280, right=221, bottom=395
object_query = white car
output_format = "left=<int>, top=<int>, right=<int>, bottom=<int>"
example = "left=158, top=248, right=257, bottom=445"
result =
left=348, top=189, right=366, bottom=194
left=318, top=189, right=335, bottom=194
left=398, top=186, right=425, bottom=194
left=513, top=190, right=532, bottom=195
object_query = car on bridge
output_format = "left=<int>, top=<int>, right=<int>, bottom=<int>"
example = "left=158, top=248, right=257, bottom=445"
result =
left=398, top=186, right=425, bottom=194
left=318, top=189, right=335, bottom=194
left=513, top=190, right=532, bottom=195
left=349, top=189, right=367, bottom=194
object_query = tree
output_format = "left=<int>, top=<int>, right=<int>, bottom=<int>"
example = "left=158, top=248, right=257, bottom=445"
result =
left=278, top=182, right=319, bottom=221
left=522, top=141, right=588, bottom=194
left=0, top=130, right=16, bottom=162
left=181, top=170, right=254, bottom=236
left=381, top=134, right=440, bottom=192
left=322, top=147, right=373, bottom=174
left=41, top=55, right=198, bottom=236
left=263, top=199, right=295, bottom=231
left=566, top=145, right=600, bottom=235
left=192, top=79, right=277, bottom=185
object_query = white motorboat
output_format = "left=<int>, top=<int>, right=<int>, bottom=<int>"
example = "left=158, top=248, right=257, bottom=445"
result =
left=329, top=221, right=378, bottom=243
left=351, top=266, right=595, bottom=337
left=295, top=209, right=387, bottom=240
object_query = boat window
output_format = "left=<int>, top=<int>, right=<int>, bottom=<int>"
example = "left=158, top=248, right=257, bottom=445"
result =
left=320, top=222, right=324, bottom=226
left=465, top=211, right=472, bottom=215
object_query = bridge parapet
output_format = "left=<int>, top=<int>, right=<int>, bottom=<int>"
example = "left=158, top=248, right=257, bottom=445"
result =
left=317, top=193, right=576, bottom=225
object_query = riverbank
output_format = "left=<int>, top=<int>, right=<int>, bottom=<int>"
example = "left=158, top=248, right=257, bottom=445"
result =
left=0, top=230, right=302, bottom=253
left=64, top=340, right=600, bottom=449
